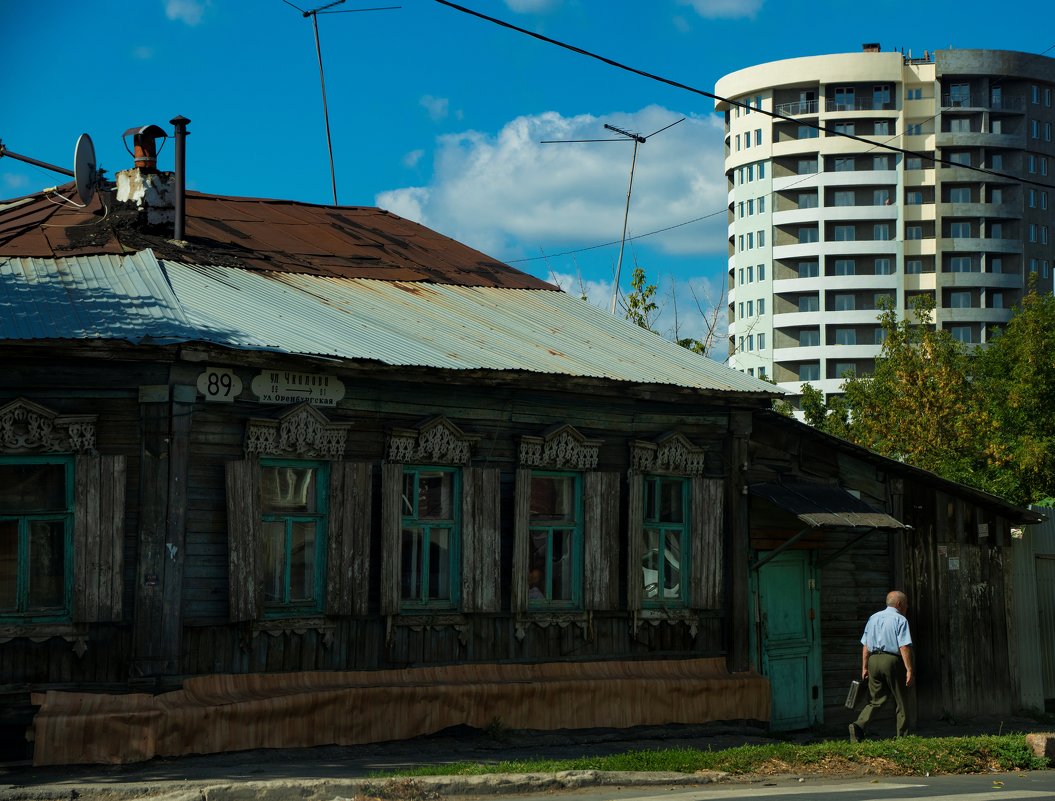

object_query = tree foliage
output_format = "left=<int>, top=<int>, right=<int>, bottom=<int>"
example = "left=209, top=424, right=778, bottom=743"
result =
left=803, top=292, right=1055, bottom=506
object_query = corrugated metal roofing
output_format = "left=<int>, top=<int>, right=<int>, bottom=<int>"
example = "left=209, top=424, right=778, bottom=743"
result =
left=749, top=481, right=907, bottom=529
left=0, top=250, right=776, bottom=394
left=0, top=185, right=553, bottom=289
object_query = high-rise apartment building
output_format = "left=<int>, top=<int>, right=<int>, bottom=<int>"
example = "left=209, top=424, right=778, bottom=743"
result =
left=716, top=47, right=1055, bottom=403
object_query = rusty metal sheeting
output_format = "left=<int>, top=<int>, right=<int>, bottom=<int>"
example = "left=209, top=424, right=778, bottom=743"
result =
left=165, top=260, right=776, bottom=393
left=750, top=481, right=908, bottom=529
left=0, top=184, right=553, bottom=289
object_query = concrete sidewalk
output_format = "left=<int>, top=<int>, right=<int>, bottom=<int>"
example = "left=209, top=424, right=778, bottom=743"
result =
left=0, top=715, right=1049, bottom=801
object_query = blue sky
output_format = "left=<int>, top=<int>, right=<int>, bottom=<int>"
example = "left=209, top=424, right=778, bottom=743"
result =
left=3, top=0, right=1053, bottom=340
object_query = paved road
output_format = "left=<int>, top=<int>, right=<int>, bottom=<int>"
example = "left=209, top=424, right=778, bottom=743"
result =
left=503, top=772, right=1055, bottom=801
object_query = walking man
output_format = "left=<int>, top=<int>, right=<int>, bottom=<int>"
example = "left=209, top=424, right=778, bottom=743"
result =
left=849, top=590, right=915, bottom=741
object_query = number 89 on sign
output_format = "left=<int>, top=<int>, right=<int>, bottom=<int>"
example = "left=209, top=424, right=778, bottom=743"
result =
left=196, top=367, right=244, bottom=402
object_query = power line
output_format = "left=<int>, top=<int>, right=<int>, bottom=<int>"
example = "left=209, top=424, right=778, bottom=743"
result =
left=433, top=0, right=1055, bottom=189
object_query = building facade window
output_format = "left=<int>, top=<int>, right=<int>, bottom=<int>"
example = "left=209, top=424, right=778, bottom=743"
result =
left=906, top=225, right=923, bottom=240
left=526, top=471, right=582, bottom=607
left=834, top=258, right=855, bottom=276
left=875, top=258, right=893, bottom=275
left=906, top=259, right=923, bottom=274
left=799, top=227, right=819, bottom=243
left=640, top=476, right=688, bottom=607
left=799, top=295, right=819, bottom=312
left=800, top=328, right=819, bottom=346
left=758, top=264, right=766, bottom=281
left=400, top=466, right=460, bottom=609
left=798, top=363, right=820, bottom=381
left=261, top=459, right=328, bottom=615
left=833, top=225, right=855, bottom=241
left=0, top=456, right=73, bottom=620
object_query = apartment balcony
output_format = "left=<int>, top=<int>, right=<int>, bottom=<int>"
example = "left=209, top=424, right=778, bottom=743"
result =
left=938, top=202, right=1021, bottom=219
left=816, top=239, right=899, bottom=255
left=938, top=237, right=1023, bottom=253
left=775, top=99, right=820, bottom=116
left=903, top=203, right=937, bottom=221
left=821, top=308, right=888, bottom=325
left=773, top=344, right=826, bottom=362
left=822, top=204, right=899, bottom=222
left=772, top=310, right=826, bottom=327
left=772, top=241, right=823, bottom=260
left=904, top=273, right=937, bottom=291
left=942, top=94, right=1025, bottom=112
left=939, top=271, right=1024, bottom=289
left=773, top=207, right=823, bottom=226
left=820, top=169, right=897, bottom=187
left=774, top=275, right=825, bottom=295
left=937, top=307, right=1014, bottom=324
left=824, top=99, right=897, bottom=113
left=935, top=131, right=1024, bottom=150
left=903, top=238, right=937, bottom=256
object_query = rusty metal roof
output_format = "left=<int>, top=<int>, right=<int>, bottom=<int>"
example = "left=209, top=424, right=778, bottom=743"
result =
left=0, top=250, right=778, bottom=395
left=750, top=481, right=908, bottom=529
left=0, top=184, right=552, bottom=289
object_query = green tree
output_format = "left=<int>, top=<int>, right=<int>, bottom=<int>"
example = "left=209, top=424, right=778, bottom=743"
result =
left=622, top=266, right=660, bottom=332
left=973, top=289, right=1055, bottom=504
left=811, top=296, right=992, bottom=483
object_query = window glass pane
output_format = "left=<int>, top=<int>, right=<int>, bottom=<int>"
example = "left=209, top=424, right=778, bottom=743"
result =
left=27, top=520, right=65, bottom=610
left=417, top=470, right=453, bottom=519
left=262, top=520, right=286, bottom=603
left=402, top=526, right=423, bottom=601
left=428, top=528, right=451, bottom=600
left=657, top=478, right=684, bottom=524
left=289, top=520, right=316, bottom=602
left=530, top=475, right=576, bottom=522
left=0, top=520, right=18, bottom=611
left=0, top=463, right=66, bottom=512
left=550, top=529, right=574, bottom=601
left=262, top=466, right=317, bottom=513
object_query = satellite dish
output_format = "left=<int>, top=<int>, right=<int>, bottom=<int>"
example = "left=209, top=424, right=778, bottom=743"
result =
left=73, top=133, right=97, bottom=205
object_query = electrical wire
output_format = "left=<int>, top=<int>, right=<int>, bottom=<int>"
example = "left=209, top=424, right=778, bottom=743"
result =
left=435, top=0, right=1055, bottom=268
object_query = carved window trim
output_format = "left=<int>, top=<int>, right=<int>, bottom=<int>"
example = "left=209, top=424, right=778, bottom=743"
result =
left=0, top=398, right=96, bottom=455
left=385, top=416, right=479, bottom=466
left=518, top=424, right=601, bottom=470
left=244, top=403, right=350, bottom=460
left=629, top=432, right=708, bottom=477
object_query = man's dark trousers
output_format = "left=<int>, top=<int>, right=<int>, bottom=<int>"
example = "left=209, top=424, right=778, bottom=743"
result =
left=854, top=652, right=915, bottom=737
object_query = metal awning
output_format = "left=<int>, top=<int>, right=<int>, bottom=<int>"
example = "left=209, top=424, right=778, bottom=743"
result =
left=749, top=481, right=908, bottom=570
left=750, top=481, right=908, bottom=530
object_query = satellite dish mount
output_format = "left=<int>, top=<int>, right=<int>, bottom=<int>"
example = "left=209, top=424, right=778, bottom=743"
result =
left=0, top=133, right=102, bottom=205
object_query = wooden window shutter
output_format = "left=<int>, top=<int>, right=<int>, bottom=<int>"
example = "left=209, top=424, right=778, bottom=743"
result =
left=690, top=476, right=724, bottom=609
left=511, top=467, right=532, bottom=614
left=625, top=472, right=644, bottom=612
left=73, top=454, right=126, bottom=623
left=326, top=462, right=372, bottom=617
left=225, top=460, right=262, bottom=622
left=461, top=466, right=502, bottom=613
left=583, top=471, right=620, bottom=611
left=380, top=462, right=403, bottom=616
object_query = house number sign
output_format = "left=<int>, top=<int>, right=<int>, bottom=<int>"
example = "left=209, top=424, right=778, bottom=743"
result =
left=196, top=366, right=244, bottom=402
left=250, top=370, right=346, bottom=406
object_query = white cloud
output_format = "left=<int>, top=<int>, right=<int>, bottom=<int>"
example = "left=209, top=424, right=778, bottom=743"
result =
left=165, top=0, right=208, bottom=25
left=503, top=0, right=561, bottom=12
left=672, top=15, right=692, bottom=33
left=402, top=149, right=425, bottom=168
left=420, top=95, right=450, bottom=122
left=376, top=106, right=729, bottom=262
left=676, top=0, right=762, bottom=19
left=131, top=45, right=154, bottom=60
left=2, top=174, right=29, bottom=192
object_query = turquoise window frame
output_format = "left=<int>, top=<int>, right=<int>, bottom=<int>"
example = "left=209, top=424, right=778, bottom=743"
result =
left=260, top=458, right=328, bottom=618
left=0, top=455, right=74, bottom=623
left=528, top=470, right=583, bottom=610
left=400, top=465, right=461, bottom=611
left=641, top=475, right=689, bottom=609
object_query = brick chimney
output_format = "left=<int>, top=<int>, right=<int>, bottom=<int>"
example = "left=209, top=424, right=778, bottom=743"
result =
left=115, top=124, right=175, bottom=226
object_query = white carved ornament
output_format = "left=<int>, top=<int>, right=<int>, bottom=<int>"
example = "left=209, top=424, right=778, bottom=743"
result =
left=0, top=398, right=96, bottom=454
left=630, top=433, right=707, bottom=476
left=245, top=403, right=349, bottom=460
left=385, top=417, right=477, bottom=465
left=519, top=426, right=601, bottom=470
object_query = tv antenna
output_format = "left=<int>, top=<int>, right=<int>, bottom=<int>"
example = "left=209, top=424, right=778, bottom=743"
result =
left=0, top=133, right=102, bottom=205
left=542, top=117, right=684, bottom=314
left=283, top=0, right=399, bottom=205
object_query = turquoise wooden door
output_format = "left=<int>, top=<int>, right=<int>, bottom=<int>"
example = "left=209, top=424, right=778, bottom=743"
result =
left=753, top=550, right=822, bottom=730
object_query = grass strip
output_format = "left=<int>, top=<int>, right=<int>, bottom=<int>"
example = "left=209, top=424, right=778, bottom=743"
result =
left=369, top=734, right=1048, bottom=778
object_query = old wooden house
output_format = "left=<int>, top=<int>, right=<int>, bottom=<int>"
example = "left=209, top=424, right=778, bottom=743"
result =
left=0, top=124, right=1040, bottom=765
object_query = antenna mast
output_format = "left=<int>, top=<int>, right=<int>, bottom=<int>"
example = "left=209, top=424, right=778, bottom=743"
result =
left=285, top=0, right=400, bottom=205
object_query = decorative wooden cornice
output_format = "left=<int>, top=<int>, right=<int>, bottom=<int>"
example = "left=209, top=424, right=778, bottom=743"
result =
left=630, top=432, right=707, bottom=476
left=245, top=403, right=349, bottom=460
left=519, top=425, right=601, bottom=470
left=385, top=416, right=479, bottom=465
left=0, top=398, right=96, bottom=454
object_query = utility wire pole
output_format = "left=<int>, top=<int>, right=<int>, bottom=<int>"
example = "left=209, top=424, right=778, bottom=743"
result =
left=284, top=0, right=399, bottom=205
left=542, top=117, right=684, bottom=315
